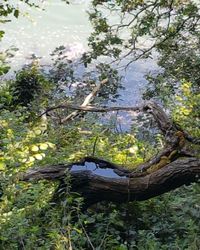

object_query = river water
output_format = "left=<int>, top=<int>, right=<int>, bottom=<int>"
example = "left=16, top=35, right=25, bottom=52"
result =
left=1, top=0, right=157, bottom=109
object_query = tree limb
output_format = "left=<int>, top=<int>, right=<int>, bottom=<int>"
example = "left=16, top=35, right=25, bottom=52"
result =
left=21, top=157, right=200, bottom=208
left=24, top=101, right=200, bottom=208
left=41, top=101, right=200, bottom=145
left=41, top=101, right=175, bottom=135
left=60, top=78, right=108, bottom=123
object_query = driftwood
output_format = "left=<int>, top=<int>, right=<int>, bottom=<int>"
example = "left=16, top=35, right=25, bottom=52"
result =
left=22, top=101, right=200, bottom=208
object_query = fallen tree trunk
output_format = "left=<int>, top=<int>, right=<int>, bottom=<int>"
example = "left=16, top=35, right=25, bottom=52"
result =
left=22, top=101, right=200, bottom=208
left=21, top=156, right=200, bottom=208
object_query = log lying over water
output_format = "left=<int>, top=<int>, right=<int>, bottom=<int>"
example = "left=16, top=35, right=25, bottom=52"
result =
left=21, top=101, right=200, bottom=208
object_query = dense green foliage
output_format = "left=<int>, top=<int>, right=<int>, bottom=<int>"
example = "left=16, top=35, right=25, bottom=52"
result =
left=0, top=0, right=199, bottom=249
left=0, top=76, right=199, bottom=249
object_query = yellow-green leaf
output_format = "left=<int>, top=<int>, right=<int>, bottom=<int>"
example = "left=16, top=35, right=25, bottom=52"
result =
left=28, top=156, right=35, bottom=163
left=34, top=129, right=42, bottom=135
left=39, top=143, right=48, bottom=150
left=47, top=142, right=55, bottom=149
left=0, top=162, right=6, bottom=170
left=129, top=146, right=138, bottom=154
left=30, top=145, right=39, bottom=152
left=34, top=154, right=43, bottom=160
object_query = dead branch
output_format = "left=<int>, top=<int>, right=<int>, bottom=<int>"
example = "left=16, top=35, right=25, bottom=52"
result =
left=22, top=101, right=200, bottom=208
left=21, top=157, right=200, bottom=208
left=41, top=101, right=200, bottom=145
left=60, top=78, right=108, bottom=123
left=41, top=101, right=174, bottom=134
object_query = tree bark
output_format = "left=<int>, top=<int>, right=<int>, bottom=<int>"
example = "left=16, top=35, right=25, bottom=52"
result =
left=21, top=156, right=200, bottom=208
left=22, top=101, right=200, bottom=208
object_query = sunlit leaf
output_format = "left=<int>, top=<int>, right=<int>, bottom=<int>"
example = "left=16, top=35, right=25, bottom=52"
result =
left=39, top=143, right=48, bottom=150
left=0, top=162, right=6, bottom=170
left=30, top=145, right=39, bottom=152
left=34, top=129, right=42, bottom=135
left=34, top=154, right=43, bottom=160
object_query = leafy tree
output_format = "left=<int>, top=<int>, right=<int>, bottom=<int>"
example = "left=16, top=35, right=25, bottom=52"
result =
left=85, top=0, right=199, bottom=64
left=84, top=0, right=200, bottom=105
left=0, top=1, right=199, bottom=249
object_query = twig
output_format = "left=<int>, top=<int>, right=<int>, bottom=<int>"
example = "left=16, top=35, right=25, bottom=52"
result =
left=40, top=103, right=143, bottom=116
left=92, top=136, right=99, bottom=156
left=98, top=221, right=111, bottom=250
left=78, top=214, right=96, bottom=250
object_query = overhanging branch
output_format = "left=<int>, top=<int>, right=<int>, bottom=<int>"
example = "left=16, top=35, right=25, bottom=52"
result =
left=21, top=157, right=200, bottom=207
left=41, top=101, right=175, bottom=135
left=23, top=101, right=200, bottom=208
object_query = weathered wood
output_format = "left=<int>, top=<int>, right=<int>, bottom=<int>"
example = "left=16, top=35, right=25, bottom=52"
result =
left=21, top=157, right=200, bottom=208
left=22, top=101, right=199, bottom=208
left=61, top=78, right=108, bottom=123
left=74, top=157, right=200, bottom=206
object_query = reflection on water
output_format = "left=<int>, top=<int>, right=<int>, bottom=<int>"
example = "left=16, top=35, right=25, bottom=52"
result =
left=71, top=161, right=126, bottom=179
left=1, top=1, right=91, bottom=68
left=1, top=0, right=158, bottom=120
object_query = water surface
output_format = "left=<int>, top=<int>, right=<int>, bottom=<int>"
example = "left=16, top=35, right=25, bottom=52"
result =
left=1, top=0, right=157, bottom=111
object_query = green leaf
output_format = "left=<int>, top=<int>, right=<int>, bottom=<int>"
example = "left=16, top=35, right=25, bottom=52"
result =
left=0, top=162, right=6, bottom=171
left=0, top=30, right=5, bottom=39
left=34, top=154, right=43, bottom=160
left=39, top=143, right=48, bottom=150
left=30, top=145, right=39, bottom=152
left=14, top=9, right=19, bottom=18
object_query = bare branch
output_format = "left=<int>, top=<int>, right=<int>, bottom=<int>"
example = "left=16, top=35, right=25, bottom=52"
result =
left=22, top=100, right=200, bottom=208
left=41, top=101, right=174, bottom=134
left=21, top=157, right=200, bottom=208
left=41, top=100, right=200, bottom=148
left=60, top=78, right=108, bottom=123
